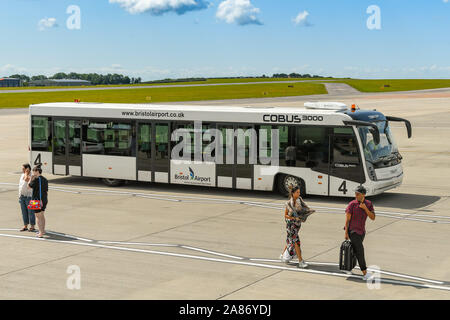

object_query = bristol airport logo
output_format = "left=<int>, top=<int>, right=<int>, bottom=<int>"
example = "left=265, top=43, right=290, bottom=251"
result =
left=174, top=167, right=211, bottom=184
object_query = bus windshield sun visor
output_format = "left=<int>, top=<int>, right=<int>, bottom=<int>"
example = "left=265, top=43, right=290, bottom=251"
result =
left=386, top=116, right=412, bottom=138
left=343, top=120, right=380, bottom=145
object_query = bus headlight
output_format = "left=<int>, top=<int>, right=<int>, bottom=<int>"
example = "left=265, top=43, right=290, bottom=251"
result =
left=366, top=161, right=377, bottom=181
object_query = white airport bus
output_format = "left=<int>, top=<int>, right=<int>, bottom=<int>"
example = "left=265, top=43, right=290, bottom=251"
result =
left=28, top=101, right=411, bottom=197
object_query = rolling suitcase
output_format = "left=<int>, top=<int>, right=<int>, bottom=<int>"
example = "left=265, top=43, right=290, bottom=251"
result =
left=339, top=240, right=357, bottom=271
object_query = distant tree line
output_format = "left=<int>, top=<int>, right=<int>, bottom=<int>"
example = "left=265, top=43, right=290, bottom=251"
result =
left=6, top=73, right=142, bottom=85
left=271, top=73, right=327, bottom=78
left=142, top=77, right=207, bottom=84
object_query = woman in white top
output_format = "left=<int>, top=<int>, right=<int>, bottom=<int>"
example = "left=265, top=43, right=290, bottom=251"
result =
left=280, top=185, right=315, bottom=268
left=18, top=163, right=35, bottom=232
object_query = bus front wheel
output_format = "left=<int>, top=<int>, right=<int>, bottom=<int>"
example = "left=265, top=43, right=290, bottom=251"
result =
left=101, top=178, right=125, bottom=187
left=277, top=174, right=306, bottom=197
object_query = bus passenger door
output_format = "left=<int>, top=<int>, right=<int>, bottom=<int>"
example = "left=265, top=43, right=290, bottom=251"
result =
left=137, top=122, right=152, bottom=182
left=216, top=124, right=234, bottom=188
left=328, top=133, right=365, bottom=197
left=53, top=119, right=82, bottom=176
left=235, top=124, right=254, bottom=190
left=216, top=124, right=254, bottom=190
left=153, top=123, right=170, bottom=183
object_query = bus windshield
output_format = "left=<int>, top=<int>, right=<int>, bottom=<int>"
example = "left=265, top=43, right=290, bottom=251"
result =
left=358, top=121, right=399, bottom=163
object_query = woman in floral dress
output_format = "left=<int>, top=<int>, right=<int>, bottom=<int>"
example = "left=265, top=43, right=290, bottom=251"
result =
left=280, top=185, right=314, bottom=268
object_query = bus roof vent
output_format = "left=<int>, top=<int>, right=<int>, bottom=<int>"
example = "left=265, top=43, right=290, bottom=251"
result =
left=304, top=101, right=348, bottom=111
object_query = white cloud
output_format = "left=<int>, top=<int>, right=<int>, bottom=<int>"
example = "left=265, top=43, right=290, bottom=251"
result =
left=0, top=64, right=28, bottom=76
left=38, top=17, right=58, bottom=31
left=293, top=10, right=311, bottom=26
left=109, top=0, right=209, bottom=15
left=111, top=64, right=123, bottom=70
left=444, top=0, right=449, bottom=3
left=216, top=0, right=262, bottom=26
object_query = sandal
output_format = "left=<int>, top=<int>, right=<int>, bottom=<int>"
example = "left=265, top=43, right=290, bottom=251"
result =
left=28, top=228, right=36, bottom=232
left=20, top=227, right=28, bottom=232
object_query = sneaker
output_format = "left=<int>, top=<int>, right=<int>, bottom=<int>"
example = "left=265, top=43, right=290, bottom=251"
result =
left=344, top=270, right=353, bottom=275
left=297, top=260, right=308, bottom=268
left=362, top=272, right=374, bottom=281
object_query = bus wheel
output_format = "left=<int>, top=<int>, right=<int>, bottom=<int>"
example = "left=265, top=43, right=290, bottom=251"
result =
left=101, top=178, right=125, bottom=187
left=277, top=174, right=306, bottom=197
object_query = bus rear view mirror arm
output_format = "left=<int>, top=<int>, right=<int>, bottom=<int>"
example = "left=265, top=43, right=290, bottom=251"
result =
left=343, top=120, right=380, bottom=145
left=386, top=116, right=412, bottom=138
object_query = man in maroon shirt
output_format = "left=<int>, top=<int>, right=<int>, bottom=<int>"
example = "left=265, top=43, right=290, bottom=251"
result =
left=344, top=186, right=376, bottom=280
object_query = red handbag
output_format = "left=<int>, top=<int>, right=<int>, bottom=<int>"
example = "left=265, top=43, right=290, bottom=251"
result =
left=28, top=199, right=42, bottom=210
left=28, top=177, right=42, bottom=210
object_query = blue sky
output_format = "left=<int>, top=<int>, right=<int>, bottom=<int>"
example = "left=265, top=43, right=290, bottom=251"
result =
left=1, top=0, right=449, bottom=80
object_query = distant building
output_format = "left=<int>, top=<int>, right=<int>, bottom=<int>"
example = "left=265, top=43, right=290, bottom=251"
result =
left=0, top=78, right=21, bottom=87
left=29, top=79, right=92, bottom=87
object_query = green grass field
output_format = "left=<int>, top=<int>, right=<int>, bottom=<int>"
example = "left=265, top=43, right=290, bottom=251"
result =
left=2, top=77, right=450, bottom=93
left=339, top=79, right=450, bottom=92
left=0, top=82, right=327, bottom=109
left=2, top=78, right=450, bottom=109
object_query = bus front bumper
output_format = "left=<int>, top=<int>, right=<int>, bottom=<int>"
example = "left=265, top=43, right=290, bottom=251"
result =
left=367, top=173, right=403, bottom=196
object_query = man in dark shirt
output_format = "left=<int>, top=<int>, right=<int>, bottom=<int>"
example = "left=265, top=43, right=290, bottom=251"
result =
left=345, top=186, right=376, bottom=280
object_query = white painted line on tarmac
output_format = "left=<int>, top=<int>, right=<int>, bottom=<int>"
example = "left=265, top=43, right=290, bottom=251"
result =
left=180, top=245, right=245, bottom=260
left=0, top=225, right=445, bottom=285
left=135, top=194, right=182, bottom=202
left=45, top=231, right=94, bottom=242
left=2, top=182, right=449, bottom=224
left=249, top=258, right=281, bottom=262
left=98, top=241, right=244, bottom=259
left=250, top=259, right=445, bottom=285
left=98, top=241, right=179, bottom=247
left=50, top=189, right=81, bottom=194
left=75, top=192, right=119, bottom=197
left=0, top=232, right=449, bottom=292
left=301, top=261, right=445, bottom=285
left=244, top=203, right=450, bottom=224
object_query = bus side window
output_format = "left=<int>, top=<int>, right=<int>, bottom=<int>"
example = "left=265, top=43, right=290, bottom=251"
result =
left=31, top=116, right=52, bottom=152
left=82, top=122, right=133, bottom=157
left=333, top=135, right=360, bottom=164
left=138, top=124, right=151, bottom=159
left=295, top=126, right=329, bottom=168
left=256, top=125, right=272, bottom=165
left=202, top=123, right=214, bottom=160
left=171, top=122, right=194, bottom=161
left=278, top=126, right=289, bottom=167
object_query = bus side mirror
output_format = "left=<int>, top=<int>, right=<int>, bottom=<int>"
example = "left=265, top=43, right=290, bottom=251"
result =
left=405, top=121, right=412, bottom=138
left=386, top=116, right=412, bottom=138
left=343, top=120, right=380, bottom=145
